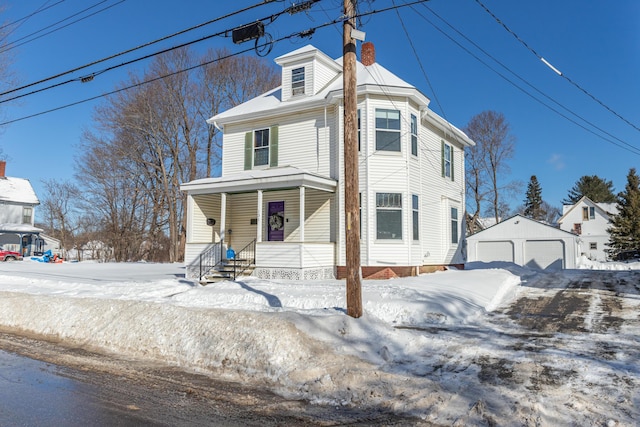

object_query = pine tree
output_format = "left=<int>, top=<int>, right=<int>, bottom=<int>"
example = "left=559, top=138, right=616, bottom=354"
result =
left=523, top=175, right=546, bottom=221
left=608, top=168, right=640, bottom=257
left=563, top=175, right=616, bottom=204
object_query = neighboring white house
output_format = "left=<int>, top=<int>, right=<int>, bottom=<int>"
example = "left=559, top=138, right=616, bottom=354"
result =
left=0, top=160, right=47, bottom=256
left=557, top=196, right=617, bottom=262
left=467, top=214, right=580, bottom=270
left=181, top=43, right=474, bottom=280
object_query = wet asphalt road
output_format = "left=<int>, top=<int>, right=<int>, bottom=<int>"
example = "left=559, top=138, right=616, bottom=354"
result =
left=0, top=333, right=426, bottom=426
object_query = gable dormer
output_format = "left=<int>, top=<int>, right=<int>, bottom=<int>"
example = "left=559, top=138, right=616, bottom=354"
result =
left=274, top=44, right=342, bottom=102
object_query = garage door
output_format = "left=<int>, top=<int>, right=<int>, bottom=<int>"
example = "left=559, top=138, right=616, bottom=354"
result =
left=476, top=241, right=514, bottom=263
left=524, top=240, right=564, bottom=270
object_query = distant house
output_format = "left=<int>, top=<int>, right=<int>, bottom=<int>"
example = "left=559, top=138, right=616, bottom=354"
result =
left=467, top=214, right=579, bottom=270
left=0, top=160, right=44, bottom=256
left=181, top=43, right=474, bottom=280
left=557, top=196, right=617, bottom=262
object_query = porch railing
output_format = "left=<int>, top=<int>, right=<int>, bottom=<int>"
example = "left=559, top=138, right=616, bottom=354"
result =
left=229, top=239, right=256, bottom=280
left=193, top=241, right=224, bottom=280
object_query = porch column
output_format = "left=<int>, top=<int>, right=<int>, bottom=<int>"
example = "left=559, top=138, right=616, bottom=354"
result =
left=220, top=192, right=227, bottom=244
left=256, top=190, right=263, bottom=243
left=299, top=186, right=305, bottom=242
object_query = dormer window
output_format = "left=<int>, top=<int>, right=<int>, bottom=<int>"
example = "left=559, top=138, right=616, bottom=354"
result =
left=291, top=67, right=305, bottom=96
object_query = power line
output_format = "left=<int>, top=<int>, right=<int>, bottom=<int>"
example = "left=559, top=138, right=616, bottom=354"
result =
left=0, top=0, right=64, bottom=43
left=0, top=0, right=282, bottom=99
left=406, top=2, right=640, bottom=156
left=0, top=0, right=430, bottom=126
left=0, top=0, right=125, bottom=55
left=473, top=0, right=640, bottom=134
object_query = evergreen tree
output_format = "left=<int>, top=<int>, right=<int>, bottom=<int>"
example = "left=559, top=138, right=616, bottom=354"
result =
left=563, top=175, right=616, bottom=204
left=523, top=175, right=546, bottom=220
left=608, top=168, right=640, bottom=257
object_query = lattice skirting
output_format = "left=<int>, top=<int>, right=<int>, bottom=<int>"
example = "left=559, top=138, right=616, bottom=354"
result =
left=253, top=267, right=335, bottom=281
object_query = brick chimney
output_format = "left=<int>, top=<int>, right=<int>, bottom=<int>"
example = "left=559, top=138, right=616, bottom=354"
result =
left=0, top=160, right=5, bottom=178
left=361, top=42, right=375, bottom=66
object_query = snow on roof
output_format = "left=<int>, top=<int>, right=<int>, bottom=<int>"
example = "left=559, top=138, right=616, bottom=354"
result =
left=181, top=166, right=336, bottom=194
left=209, top=45, right=421, bottom=125
left=0, top=223, right=43, bottom=233
left=558, top=196, right=618, bottom=223
left=0, top=177, right=39, bottom=205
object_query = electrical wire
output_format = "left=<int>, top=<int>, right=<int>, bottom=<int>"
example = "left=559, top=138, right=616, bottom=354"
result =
left=406, top=2, right=640, bottom=156
left=0, top=0, right=125, bottom=55
left=0, top=0, right=282, bottom=99
left=0, top=0, right=431, bottom=126
left=473, top=0, right=640, bottom=134
left=416, top=3, right=640, bottom=155
left=0, top=0, right=64, bottom=43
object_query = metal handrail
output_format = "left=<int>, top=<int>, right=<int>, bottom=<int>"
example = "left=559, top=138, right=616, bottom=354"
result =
left=230, top=239, right=256, bottom=280
left=194, top=241, right=223, bottom=280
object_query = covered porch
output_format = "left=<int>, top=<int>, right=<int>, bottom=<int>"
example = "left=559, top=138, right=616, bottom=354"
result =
left=181, top=167, right=337, bottom=281
left=0, top=223, right=46, bottom=257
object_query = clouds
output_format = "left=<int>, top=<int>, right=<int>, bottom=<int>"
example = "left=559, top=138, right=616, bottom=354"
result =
left=547, top=153, right=565, bottom=170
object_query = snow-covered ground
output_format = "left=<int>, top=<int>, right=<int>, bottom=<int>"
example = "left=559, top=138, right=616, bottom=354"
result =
left=0, top=257, right=638, bottom=425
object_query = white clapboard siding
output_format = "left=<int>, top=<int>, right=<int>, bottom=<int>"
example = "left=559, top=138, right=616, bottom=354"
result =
left=190, top=194, right=221, bottom=243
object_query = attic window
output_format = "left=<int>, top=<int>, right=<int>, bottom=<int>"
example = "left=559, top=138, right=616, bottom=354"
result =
left=291, top=67, right=305, bottom=96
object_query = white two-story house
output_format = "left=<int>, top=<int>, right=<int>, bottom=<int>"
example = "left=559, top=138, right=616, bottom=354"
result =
left=557, top=196, right=617, bottom=262
left=0, top=160, right=42, bottom=256
left=181, top=43, right=474, bottom=280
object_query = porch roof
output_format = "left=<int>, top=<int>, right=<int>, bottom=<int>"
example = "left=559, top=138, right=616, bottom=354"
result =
left=180, top=166, right=337, bottom=195
left=0, top=223, right=43, bottom=234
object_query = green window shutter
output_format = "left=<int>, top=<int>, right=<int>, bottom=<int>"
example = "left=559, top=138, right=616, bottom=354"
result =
left=441, top=140, right=445, bottom=177
left=270, top=125, right=279, bottom=167
left=450, top=145, right=454, bottom=181
left=244, top=132, right=252, bottom=170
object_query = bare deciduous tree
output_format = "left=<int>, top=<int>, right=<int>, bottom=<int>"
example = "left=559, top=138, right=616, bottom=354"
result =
left=464, top=110, right=520, bottom=224
left=74, top=47, right=278, bottom=262
left=39, top=179, right=80, bottom=257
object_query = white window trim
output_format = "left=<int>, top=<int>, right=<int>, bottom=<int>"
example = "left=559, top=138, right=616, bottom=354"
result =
left=291, top=67, right=305, bottom=96
left=253, top=128, right=270, bottom=168
left=443, top=142, right=453, bottom=179
left=375, top=108, right=402, bottom=153
left=376, top=192, right=403, bottom=240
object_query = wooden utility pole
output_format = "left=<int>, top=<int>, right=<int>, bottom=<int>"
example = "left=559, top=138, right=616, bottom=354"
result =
left=343, top=0, right=362, bottom=318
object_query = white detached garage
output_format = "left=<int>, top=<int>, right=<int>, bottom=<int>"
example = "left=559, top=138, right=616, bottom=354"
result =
left=467, top=214, right=579, bottom=270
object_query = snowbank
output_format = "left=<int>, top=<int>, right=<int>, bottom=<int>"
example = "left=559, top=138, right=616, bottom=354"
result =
left=0, top=261, right=520, bottom=415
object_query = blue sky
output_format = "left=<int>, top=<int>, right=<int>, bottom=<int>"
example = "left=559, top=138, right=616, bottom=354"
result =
left=1, top=0, right=638, bottom=217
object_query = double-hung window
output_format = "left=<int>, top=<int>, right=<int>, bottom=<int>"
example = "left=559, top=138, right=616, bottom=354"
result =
left=375, top=109, right=401, bottom=152
left=410, top=114, right=418, bottom=156
left=376, top=193, right=402, bottom=239
left=412, top=194, right=419, bottom=240
left=254, top=128, right=270, bottom=166
left=442, top=141, right=454, bottom=180
left=450, top=207, right=459, bottom=244
left=22, top=207, right=33, bottom=224
left=582, top=206, right=595, bottom=220
left=291, top=67, right=305, bottom=96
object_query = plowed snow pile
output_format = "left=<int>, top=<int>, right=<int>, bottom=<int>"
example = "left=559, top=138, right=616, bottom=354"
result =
left=0, top=257, right=638, bottom=425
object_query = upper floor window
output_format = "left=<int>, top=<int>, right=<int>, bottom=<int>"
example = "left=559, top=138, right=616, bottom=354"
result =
left=410, top=114, right=418, bottom=156
left=375, top=109, right=401, bottom=152
left=582, top=206, right=595, bottom=220
left=22, top=206, right=33, bottom=224
left=291, top=67, right=305, bottom=96
left=254, top=128, right=270, bottom=166
left=245, top=126, right=279, bottom=170
left=376, top=192, right=402, bottom=239
left=442, top=141, right=454, bottom=180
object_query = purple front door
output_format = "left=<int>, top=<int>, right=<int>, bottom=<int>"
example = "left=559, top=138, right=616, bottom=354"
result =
left=267, top=201, right=285, bottom=241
